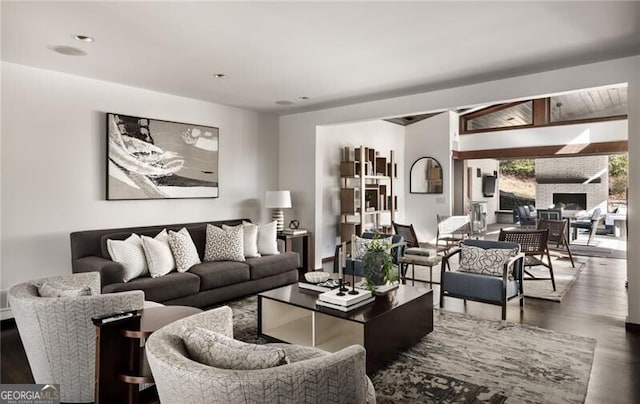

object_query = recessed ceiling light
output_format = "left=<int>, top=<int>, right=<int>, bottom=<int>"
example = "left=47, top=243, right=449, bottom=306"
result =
left=213, top=73, right=227, bottom=78
left=275, top=100, right=294, bottom=106
left=298, top=96, right=309, bottom=100
left=49, top=45, right=87, bottom=56
left=74, top=35, right=94, bottom=42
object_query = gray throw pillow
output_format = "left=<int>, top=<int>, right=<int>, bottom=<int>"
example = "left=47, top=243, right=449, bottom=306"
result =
left=168, top=228, right=201, bottom=272
left=181, top=326, right=288, bottom=370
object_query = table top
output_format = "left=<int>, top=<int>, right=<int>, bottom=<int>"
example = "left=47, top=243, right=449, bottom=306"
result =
left=259, top=283, right=432, bottom=324
left=121, top=306, right=202, bottom=338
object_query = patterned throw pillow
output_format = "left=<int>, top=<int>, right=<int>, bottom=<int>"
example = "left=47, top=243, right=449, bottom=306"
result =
left=141, top=229, right=176, bottom=278
left=37, top=282, right=92, bottom=298
left=168, top=228, right=201, bottom=272
left=224, top=222, right=260, bottom=258
left=107, top=233, right=148, bottom=282
left=459, top=244, right=520, bottom=277
left=181, top=326, right=288, bottom=370
left=204, top=224, right=245, bottom=262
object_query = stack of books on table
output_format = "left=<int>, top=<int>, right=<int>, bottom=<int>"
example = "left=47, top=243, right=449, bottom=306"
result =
left=298, top=278, right=341, bottom=293
left=281, top=228, right=307, bottom=235
left=316, top=288, right=375, bottom=312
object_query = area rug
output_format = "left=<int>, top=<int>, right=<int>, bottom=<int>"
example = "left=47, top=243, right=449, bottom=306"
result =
left=550, top=243, right=626, bottom=260
left=222, top=296, right=595, bottom=404
left=523, top=258, right=584, bottom=302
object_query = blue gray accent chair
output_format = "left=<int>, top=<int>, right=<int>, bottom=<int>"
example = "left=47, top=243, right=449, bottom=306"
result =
left=515, top=205, right=537, bottom=226
left=334, top=232, right=405, bottom=277
left=439, top=239, right=525, bottom=320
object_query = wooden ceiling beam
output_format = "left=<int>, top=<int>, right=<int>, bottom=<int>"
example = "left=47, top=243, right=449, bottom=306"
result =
left=452, top=140, right=628, bottom=160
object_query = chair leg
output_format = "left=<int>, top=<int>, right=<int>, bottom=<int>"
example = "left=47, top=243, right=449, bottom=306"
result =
left=439, top=288, right=445, bottom=309
left=546, top=250, right=556, bottom=291
left=501, top=304, right=507, bottom=320
left=565, top=241, right=575, bottom=268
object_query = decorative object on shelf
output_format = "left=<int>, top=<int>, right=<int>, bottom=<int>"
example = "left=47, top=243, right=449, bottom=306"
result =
left=304, top=271, right=330, bottom=284
left=288, top=219, right=300, bottom=229
left=362, top=235, right=398, bottom=290
left=106, top=113, right=219, bottom=200
left=265, top=190, right=292, bottom=232
left=339, top=145, right=397, bottom=243
left=410, top=156, right=443, bottom=194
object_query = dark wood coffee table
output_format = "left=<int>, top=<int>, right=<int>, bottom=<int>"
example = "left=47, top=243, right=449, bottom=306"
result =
left=258, top=284, right=433, bottom=374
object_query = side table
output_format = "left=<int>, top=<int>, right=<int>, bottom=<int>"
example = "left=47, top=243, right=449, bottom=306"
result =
left=277, top=231, right=314, bottom=272
left=94, top=305, right=202, bottom=404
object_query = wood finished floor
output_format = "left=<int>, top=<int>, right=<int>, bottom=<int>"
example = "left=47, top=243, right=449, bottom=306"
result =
left=2, top=254, right=639, bottom=403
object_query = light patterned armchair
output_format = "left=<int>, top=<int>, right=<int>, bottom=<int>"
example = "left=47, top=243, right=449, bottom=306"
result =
left=8, top=272, right=145, bottom=403
left=146, top=306, right=376, bottom=404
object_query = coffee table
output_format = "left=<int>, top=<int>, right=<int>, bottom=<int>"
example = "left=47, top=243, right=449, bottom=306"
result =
left=258, top=283, right=433, bottom=374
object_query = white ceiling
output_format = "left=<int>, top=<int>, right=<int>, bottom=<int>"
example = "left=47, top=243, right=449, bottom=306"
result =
left=2, top=1, right=639, bottom=113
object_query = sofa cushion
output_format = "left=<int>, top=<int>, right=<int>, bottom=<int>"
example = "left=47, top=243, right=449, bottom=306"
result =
left=188, top=261, right=250, bottom=291
left=102, top=272, right=200, bottom=302
left=443, top=271, right=520, bottom=301
left=246, top=252, right=300, bottom=280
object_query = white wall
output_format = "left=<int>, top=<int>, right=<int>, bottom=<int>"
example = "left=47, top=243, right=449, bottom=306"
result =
left=279, top=55, right=640, bottom=325
left=404, top=112, right=453, bottom=242
left=459, top=119, right=627, bottom=151
left=316, top=120, right=404, bottom=260
left=0, top=62, right=279, bottom=293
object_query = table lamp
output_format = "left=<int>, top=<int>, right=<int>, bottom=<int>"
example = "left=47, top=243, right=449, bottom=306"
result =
left=265, top=191, right=292, bottom=232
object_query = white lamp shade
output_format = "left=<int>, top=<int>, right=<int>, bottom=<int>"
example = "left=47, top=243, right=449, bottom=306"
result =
left=265, top=191, right=292, bottom=208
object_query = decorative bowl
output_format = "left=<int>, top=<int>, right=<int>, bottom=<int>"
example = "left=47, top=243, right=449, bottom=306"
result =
left=304, top=271, right=330, bottom=284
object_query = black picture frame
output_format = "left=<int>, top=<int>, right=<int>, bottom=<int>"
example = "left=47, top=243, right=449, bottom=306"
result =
left=106, top=113, right=219, bottom=200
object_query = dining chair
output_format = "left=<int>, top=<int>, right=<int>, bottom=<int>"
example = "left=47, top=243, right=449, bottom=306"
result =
left=537, top=219, right=575, bottom=268
left=498, top=228, right=556, bottom=291
left=436, top=215, right=471, bottom=252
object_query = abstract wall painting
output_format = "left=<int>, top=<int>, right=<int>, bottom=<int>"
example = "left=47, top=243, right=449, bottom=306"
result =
left=106, top=113, right=219, bottom=200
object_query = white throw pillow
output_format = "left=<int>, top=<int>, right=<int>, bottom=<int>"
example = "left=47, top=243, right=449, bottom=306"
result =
left=257, top=220, right=279, bottom=256
left=107, top=234, right=148, bottom=282
left=226, top=222, right=260, bottom=258
left=204, top=224, right=245, bottom=262
left=142, top=229, right=176, bottom=278
left=168, top=228, right=201, bottom=272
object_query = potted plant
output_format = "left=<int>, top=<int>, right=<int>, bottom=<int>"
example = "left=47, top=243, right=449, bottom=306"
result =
left=362, top=235, right=398, bottom=290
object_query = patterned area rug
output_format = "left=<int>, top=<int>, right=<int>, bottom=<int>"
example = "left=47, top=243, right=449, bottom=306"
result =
left=223, top=296, right=595, bottom=404
left=523, top=258, right=584, bottom=302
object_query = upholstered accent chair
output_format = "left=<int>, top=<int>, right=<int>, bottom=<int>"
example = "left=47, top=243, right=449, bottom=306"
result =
left=8, top=272, right=145, bottom=403
left=440, top=239, right=525, bottom=320
left=146, top=306, right=376, bottom=404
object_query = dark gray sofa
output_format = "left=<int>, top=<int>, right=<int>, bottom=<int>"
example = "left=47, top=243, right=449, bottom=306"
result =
left=70, top=219, right=299, bottom=307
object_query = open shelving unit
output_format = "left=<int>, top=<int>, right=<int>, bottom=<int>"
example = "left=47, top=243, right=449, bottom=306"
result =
left=339, top=145, right=397, bottom=242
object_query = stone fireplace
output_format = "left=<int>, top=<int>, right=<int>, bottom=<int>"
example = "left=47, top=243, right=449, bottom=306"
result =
left=535, top=156, right=608, bottom=213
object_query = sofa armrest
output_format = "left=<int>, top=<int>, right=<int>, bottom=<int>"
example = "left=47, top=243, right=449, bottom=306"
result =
left=72, top=256, right=123, bottom=289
